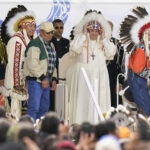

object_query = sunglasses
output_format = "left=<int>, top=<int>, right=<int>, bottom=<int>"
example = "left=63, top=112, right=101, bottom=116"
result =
left=55, top=26, right=64, bottom=30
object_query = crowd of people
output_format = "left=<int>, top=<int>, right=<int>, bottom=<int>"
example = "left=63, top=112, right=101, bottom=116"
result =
left=0, top=105, right=149, bottom=150
left=0, top=4, right=150, bottom=150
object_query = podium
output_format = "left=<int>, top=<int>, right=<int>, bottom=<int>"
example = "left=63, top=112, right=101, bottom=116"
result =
left=55, top=83, right=69, bottom=122
left=55, top=52, right=77, bottom=123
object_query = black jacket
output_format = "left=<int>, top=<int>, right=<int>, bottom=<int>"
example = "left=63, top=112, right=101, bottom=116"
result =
left=51, top=37, right=69, bottom=81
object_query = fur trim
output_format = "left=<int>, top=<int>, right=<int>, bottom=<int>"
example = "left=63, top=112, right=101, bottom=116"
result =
left=23, top=29, right=30, bottom=45
left=130, top=15, right=150, bottom=44
left=73, top=11, right=111, bottom=40
left=1, top=86, right=11, bottom=97
left=2, top=83, right=29, bottom=101
left=6, top=10, right=36, bottom=37
left=10, top=91, right=29, bottom=101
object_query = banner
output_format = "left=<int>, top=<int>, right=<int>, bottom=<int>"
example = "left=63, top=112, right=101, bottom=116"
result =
left=0, top=0, right=150, bottom=39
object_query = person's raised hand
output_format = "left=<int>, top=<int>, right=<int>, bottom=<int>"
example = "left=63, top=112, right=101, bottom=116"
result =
left=99, top=26, right=105, bottom=40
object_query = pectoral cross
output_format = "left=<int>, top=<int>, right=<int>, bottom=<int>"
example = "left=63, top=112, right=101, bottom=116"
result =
left=91, top=53, right=95, bottom=60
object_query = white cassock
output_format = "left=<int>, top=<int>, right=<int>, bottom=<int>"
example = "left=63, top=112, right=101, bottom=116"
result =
left=65, top=34, right=116, bottom=124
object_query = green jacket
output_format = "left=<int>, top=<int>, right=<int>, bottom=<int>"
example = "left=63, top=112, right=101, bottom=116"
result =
left=24, top=36, right=56, bottom=82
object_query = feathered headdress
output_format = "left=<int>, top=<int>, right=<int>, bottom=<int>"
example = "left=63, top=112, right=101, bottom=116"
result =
left=0, top=5, right=36, bottom=65
left=70, top=10, right=111, bottom=40
left=119, top=6, right=150, bottom=52
left=0, top=5, right=36, bottom=45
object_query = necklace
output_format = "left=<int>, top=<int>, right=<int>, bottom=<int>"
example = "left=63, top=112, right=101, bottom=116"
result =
left=86, top=40, right=97, bottom=63
left=90, top=40, right=97, bottom=60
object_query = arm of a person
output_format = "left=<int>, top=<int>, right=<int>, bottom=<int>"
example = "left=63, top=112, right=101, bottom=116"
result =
left=102, top=38, right=117, bottom=60
left=7, top=38, right=23, bottom=87
left=50, top=67, right=57, bottom=90
left=26, top=46, right=46, bottom=80
left=118, top=47, right=125, bottom=85
left=113, top=40, right=125, bottom=84
left=50, top=80, right=57, bottom=90
left=0, top=60, right=5, bottom=86
left=69, top=34, right=86, bottom=56
left=0, top=59, right=5, bottom=81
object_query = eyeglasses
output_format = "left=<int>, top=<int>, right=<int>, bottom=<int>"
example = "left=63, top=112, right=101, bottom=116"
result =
left=55, top=26, right=64, bottom=30
left=45, top=31, right=54, bottom=34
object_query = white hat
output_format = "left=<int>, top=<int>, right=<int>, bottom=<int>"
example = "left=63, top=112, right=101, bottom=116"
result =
left=39, top=22, right=54, bottom=32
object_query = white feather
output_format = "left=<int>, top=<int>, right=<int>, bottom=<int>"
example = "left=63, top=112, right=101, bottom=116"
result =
left=117, top=105, right=124, bottom=112
left=138, top=114, right=147, bottom=121
left=130, top=15, right=150, bottom=44
left=128, top=117, right=134, bottom=123
left=6, top=10, right=36, bottom=37
left=73, top=11, right=111, bottom=40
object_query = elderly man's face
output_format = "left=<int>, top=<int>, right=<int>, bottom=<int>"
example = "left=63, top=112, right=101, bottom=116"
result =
left=40, top=30, right=54, bottom=42
left=24, top=23, right=36, bottom=38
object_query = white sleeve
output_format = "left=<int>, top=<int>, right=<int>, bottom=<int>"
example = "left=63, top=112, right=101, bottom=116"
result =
left=102, top=38, right=117, bottom=60
left=69, top=34, right=86, bottom=56
left=6, top=37, right=23, bottom=87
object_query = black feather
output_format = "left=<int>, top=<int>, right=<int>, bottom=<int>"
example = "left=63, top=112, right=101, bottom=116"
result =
left=126, top=42, right=135, bottom=52
left=120, top=37, right=131, bottom=44
left=0, top=5, right=27, bottom=45
left=132, top=8, right=144, bottom=18
left=136, top=6, right=148, bottom=16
